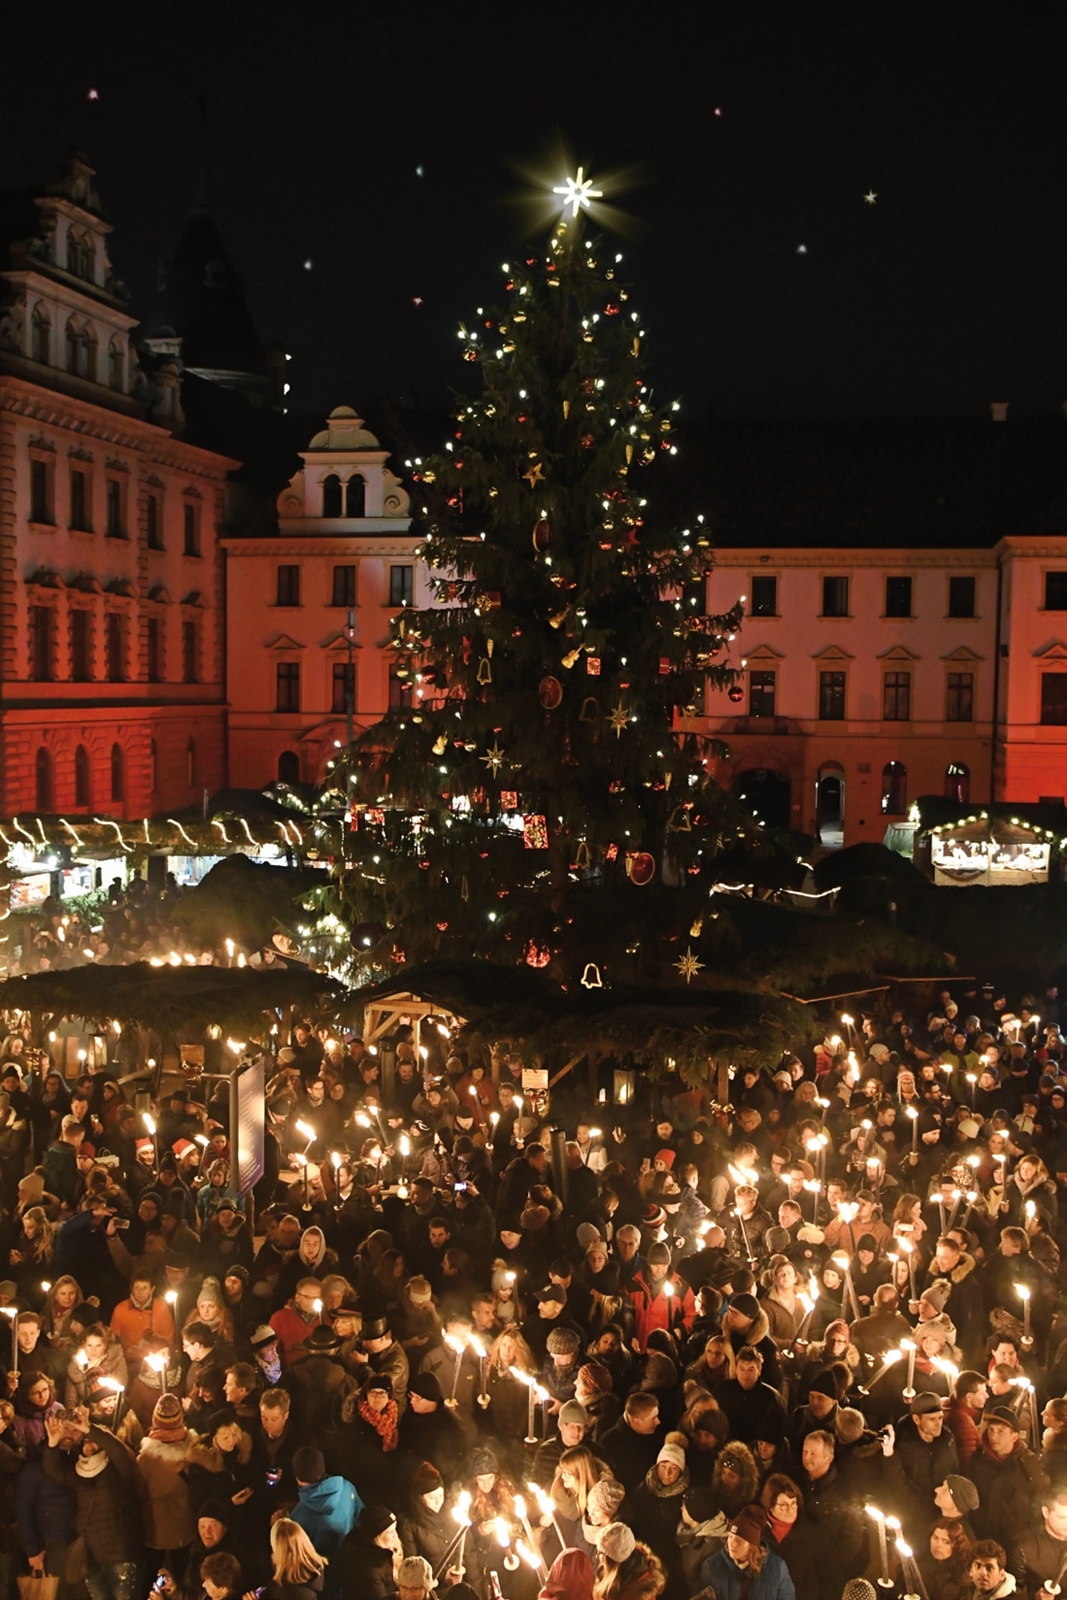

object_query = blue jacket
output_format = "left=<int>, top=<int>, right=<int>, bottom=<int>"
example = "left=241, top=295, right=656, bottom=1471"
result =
left=292, top=1475, right=361, bottom=1599
left=16, top=1453, right=77, bottom=1555
left=701, top=1546, right=796, bottom=1600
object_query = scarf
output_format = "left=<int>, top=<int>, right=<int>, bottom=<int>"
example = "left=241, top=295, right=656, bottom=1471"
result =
left=258, top=1352, right=282, bottom=1386
left=149, top=1419, right=188, bottom=1444
left=75, top=1450, right=108, bottom=1478
left=358, top=1396, right=399, bottom=1451
left=768, top=1514, right=794, bottom=1544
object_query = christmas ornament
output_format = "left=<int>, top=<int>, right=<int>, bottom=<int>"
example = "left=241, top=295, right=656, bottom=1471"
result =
left=500, top=790, right=518, bottom=810
left=674, top=947, right=704, bottom=984
left=525, top=941, right=551, bottom=968
left=586, top=657, right=600, bottom=675
left=549, top=608, right=570, bottom=629
left=561, top=649, right=581, bottom=669
left=477, top=657, right=493, bottom=685
left=432, top=734, right=447, bottom=755
left=572, top=841, right=590, bottom=870
left=668, top=805, right=692, bottom=832
left=579, top=697, right=599, bottom=722
left=728, top=685, right=744, bottom=703
left=481, top=741, right=506, bottom=775
left=605, top=843, right=619, bottom=862
left=562, top=400, right=570, bottom=418
left=538, top=676, right=563, bottom=710
left=523, top=461, right=545, bottom=486
left=532, top=519, right=553, bottom=553
left=523, top=814, right=548, bottom=849
left=689, top=916, right=704, bottom=937
left=580, top=963, right=604, bottom=989
left=626, top=851, right=656, bottom=886
left=461, top=876, right=469, bottom=902
left=365, top=808, right=385, bottom=826
left=608, top=701, right=630, bottom=738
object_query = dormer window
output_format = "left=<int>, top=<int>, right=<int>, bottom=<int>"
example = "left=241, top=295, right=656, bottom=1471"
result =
left=66, top=321, right=96, bottom=380
left=322, top=474, right=342, bottom=518
left=31, top=305, right=50, bottom=365
left=66, top=231, right=93, bottom=281
left=345, top=475, right=366, bottom=517
left=108, top=338, right=125, bottom=391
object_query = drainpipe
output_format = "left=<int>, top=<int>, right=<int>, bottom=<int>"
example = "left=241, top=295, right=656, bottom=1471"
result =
left=991, top=552, right=1004, bottom=800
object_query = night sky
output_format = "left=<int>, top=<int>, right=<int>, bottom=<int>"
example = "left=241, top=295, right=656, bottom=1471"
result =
left=3, top=4, right=1064, bottom=422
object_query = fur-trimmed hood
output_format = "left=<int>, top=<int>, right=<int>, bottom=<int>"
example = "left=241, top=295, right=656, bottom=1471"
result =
left=806, top=1338, right=860, bottom=1373
left=138, top=1434, right=198, bottom=1466
left=617, top=1541, right=667, bottom=1600
left=732, top=1304, right=771, bottom=1349
left=186, top=1430, right=252, bottom=1470
left=949, top=1251, right=977, bottom=1284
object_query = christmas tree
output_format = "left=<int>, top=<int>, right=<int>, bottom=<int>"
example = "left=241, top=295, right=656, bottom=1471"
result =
left=327, top=182, right=754, bottom=986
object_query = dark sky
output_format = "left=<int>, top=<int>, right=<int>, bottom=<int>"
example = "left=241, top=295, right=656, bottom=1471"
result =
left=3, top=4, right=1064, bottom=421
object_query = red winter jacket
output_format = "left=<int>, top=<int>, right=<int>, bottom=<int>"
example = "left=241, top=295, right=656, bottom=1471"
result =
left=627, top=1270, right=695, bottom=1352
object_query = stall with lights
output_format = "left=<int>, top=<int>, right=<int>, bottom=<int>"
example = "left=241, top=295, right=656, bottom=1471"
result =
left=909, top=800, right=1065, bottom=887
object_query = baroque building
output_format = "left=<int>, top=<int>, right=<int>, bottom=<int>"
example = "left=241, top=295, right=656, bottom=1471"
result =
left=0, top=152, right=233, bottom=817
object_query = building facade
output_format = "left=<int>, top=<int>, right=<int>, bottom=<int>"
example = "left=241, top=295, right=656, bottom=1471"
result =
left=223, top=406, right=425, bottom=787
left=701, top=535, right=1067, bottom=847
left=0, top=154, right=233, bottom=818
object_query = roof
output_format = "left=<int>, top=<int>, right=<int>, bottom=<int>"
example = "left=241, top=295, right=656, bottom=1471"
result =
left=142, top=207, right=269, bottom=377
left=656, top=414, right=1067, bottom=550
left=915, top=795, right=1067, bottom=834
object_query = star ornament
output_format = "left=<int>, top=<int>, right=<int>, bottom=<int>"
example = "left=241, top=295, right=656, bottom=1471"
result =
left=523, top=461, right=545, bottom=486
left=674, top=946, right=704, bottom=985
left=480, top=741, right=506, bottom=776
left=608, top=701, right=630, bottom=739
left=553, top=167, right=604, bottom=219
left=864, top=190, right=878, bottom=205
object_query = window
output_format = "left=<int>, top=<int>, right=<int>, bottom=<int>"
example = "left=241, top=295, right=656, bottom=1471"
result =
left=276, top=661, right=300, bottom=712
left=146, top=492, right=163, bottom=549
left=881, top=762, right=907, bottom=814
left=66, top=232, right=92, bottom=280
left=74, top=745, right=90, bottom=809
left=276, top=565, right=301, bottom=606
left=105, top=613, right=124, bottom=682
left=146, top=616, right=162, bottom=682
left=750, top=575, right=778, bottom=617
left=388, top=665, right=409, bottom=710
left=70, top=468, right=90, bottom=531
left=1045, top=573, right=1067, bottom=611
left=28, top=606, right=53, bottom=681
left=105, top=477, right=124, bottom=537
left=822, top=576, right=849, bottom=617
left=181, top=620, right=198, bottom=684
left=885, top=576, right=912, bottom=617
left=819, top=670, right=846, bottom=720
left=108, top=340, right=124, bottom=391
left=389, top=565, right=414, bottom=607
left=332, top=660, right=356, bottom=714
left=332, top=565, right=356, bottom=608
left=35, top=748, right=53, bottom=812
left=70, top=609, right=91, bottom=682
left=183, top=502, right=200, bottom=556
left=1040, top=673, right=1067, bottom=725
left=31, top=306, right=49, bottom=364
left=748, top=670, right=776, bottom=718
left=110, top=744, right=124, bottom=804
left=883, top=670, right=911, bottom=721
left=345, top=476, right=365, bottom=517
left=30, top=458, right=52, bottom=523
left=945, top=762, right=970, bottom=803
left=322, top=474, right=342, bottom=518
left=949, top=575, right=976, bottom=618
left=278, top=750, right=300, bottom=785
left=75, top=328, right=95, bottom=381
left=65, top=321, right=78, bottom=373
left=946, top=671, right=973, bottom=722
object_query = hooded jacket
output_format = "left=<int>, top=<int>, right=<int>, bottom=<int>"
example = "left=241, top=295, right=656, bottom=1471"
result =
left=292, top=1475, right=361, bottom=1600
left=138, top=1430, right=199, bottom=1549
left=700, top=1543, right=794, bottom=1600
left=539, top=1547, right=594, bottom=1600
left=969, top=1434, right=1047, bottom=1551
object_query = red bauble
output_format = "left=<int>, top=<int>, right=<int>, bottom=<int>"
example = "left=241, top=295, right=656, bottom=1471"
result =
left=728, top=685, right=745, bottom=703
left=627, top=852, right=656, bottom=886
left=532, top=519, right=553, bottom=553
left=538, top=675, right=563, bottom=710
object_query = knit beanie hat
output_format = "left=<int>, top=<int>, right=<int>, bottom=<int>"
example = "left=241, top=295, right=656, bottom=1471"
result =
left=559, top=1400, right=589, bottom=1427
left=920, top=1278, right=951, bottom=1313
left=412, top=1461, right=443, bottom=1497
left=466, top=1446, right=498, bottom=1477
left=657, top=1435, right=687, bottom=1470
left=577, top=1361, right=613, bottom=1396
left=856, top=1233, right=879, bottom=1254
left=729, top=1503, right=768, bottom=1546
left=359, top=1505, right=396, bottom=1539
left=546, top=1327, right=580, bottom=1356
left=575, top=1223, right=602, bottom=1252
left=944, top=1474, right=980, bottom=1513
left=149, top=1392, right=187, bottom=1442
left=842, top=1584, right=878, bottom=1600
left=598, top=1523, right=636, bottom=1563
left=730, top=1292, right=760, bottom=1320
left=586, top=1479, right=626, bottom=1522
left=809, top=1370, right=839, bottom=1399
left=409, top=1371, right=444, bottom=1404
left=647, top=1242, right=672, bottom=1268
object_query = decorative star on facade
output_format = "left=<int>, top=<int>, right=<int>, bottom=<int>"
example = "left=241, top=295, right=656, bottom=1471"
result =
left=609, top=702, right=629, bottom=738
left=552, top=167, right=604, bottom=219
left=523, top=461, right=545, bottom=486
left=674, top=946, right=704, bottom=984
left=480, top=741, right=506, bottom=775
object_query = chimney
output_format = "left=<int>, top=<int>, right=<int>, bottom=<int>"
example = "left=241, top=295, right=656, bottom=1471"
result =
left=990, top=401, right=1009, bottom=423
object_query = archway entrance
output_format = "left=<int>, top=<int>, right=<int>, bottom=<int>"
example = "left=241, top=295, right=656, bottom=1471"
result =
left=816, top=766, right=845, bottom=848
left=735, top=768, right=791, bottom=830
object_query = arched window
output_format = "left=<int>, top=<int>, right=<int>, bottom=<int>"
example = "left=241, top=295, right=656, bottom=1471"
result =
left=31, top=305, right=50, bottom=364
left=945, top=762, right=970, bottom=803
left=74, top=745, right=90, bottom=809
left=65, top=320, right=79, bottom=373
left=78, top=328, right=96, bottom=381
left=881, top=761, right=907, bottom=815
left=149, top=739, right=158, bottom=794
left=66, top=231, right=83, bottom=276
left=278, top=750, right=300, bottom=785
left=110, top=743, right=124, bottom=803
left=322, top=474, right=342, bottom=518
left=187, top=738, right=197, bottom=788
left=108, top=339, right=124, bottom=391
left=35, top=747, right=53, bottom=812
left=345, top=475, right=365, bottom=517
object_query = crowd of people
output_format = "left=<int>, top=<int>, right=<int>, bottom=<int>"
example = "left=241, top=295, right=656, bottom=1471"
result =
left=0, top=985, right=1066, bottom=1600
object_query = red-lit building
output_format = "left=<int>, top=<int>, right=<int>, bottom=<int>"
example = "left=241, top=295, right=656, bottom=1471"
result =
left=0, top=154, right=233, bottom=817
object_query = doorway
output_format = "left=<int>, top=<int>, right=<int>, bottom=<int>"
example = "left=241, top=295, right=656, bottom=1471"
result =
left=816, top=768, right=845, bottom=848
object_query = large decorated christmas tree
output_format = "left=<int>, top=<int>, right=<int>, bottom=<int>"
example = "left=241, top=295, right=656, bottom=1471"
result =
left=327, top=179, right=759, bottom=988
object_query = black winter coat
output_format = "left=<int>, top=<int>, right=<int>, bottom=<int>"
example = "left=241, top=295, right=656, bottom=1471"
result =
left=336, top=1531, right=397, bottom=1600
left=43, top=1427, right=143, bottom=1565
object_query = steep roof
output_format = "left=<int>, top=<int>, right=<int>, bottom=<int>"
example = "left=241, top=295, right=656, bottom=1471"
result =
left=144, top=206, right=268, bottom=377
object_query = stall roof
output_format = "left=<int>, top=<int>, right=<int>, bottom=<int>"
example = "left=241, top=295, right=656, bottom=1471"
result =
left=915, top=797, right=1067, bottom=835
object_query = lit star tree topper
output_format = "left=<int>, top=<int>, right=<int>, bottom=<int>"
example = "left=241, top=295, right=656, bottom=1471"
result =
left=552, top=166, right=604, bottom=219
